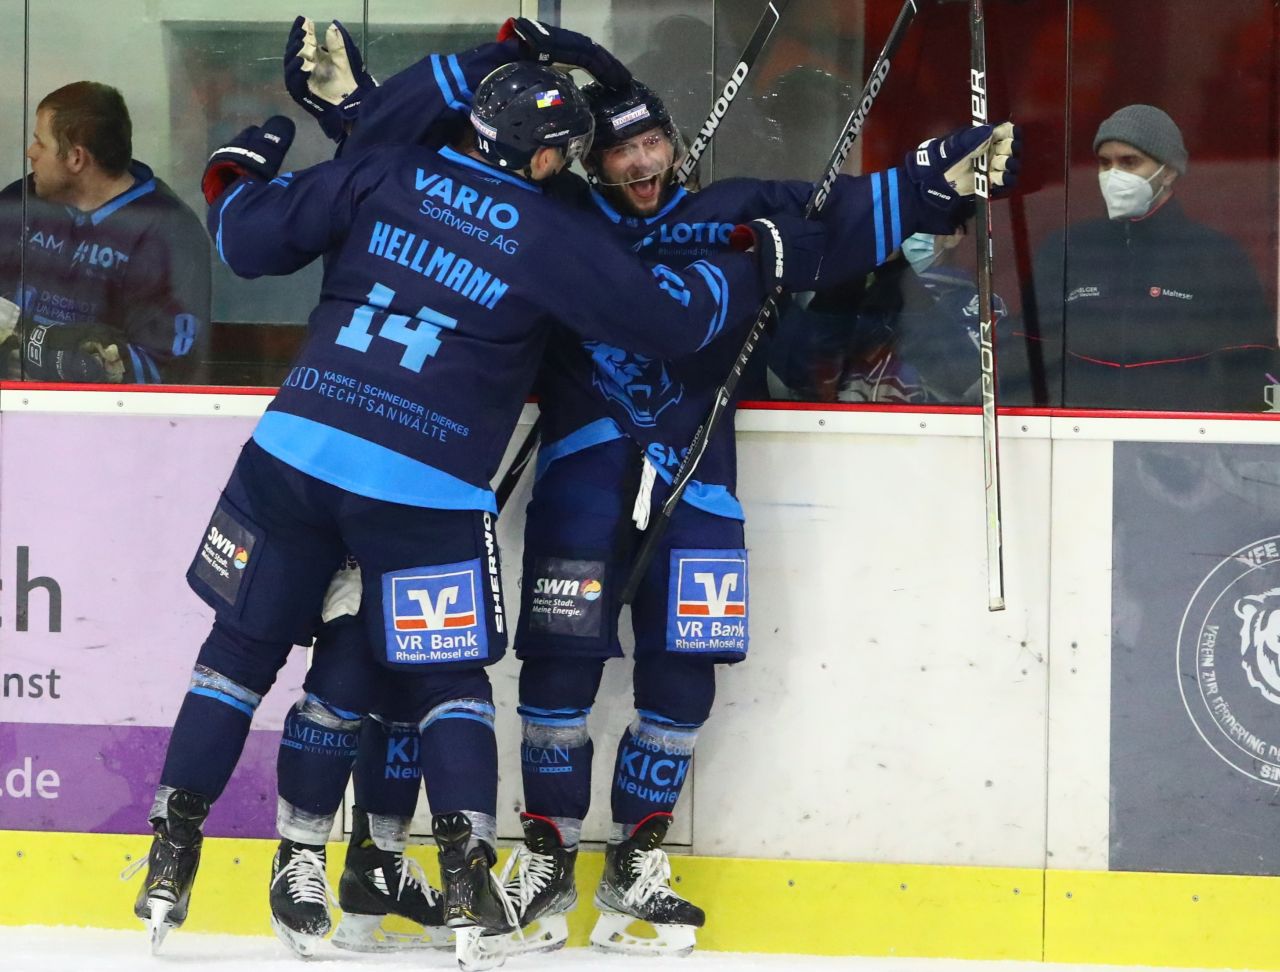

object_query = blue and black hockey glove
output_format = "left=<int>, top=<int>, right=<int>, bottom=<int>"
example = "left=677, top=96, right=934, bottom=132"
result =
left=22, top=322, right=127, bottom=383
left=498, top=17, right=631, bottom=88
left=284, top=17, right=377, bottom=142
left=730, top=215, right=827, bottom=294
left=201, top=115, right=296, bottom=205
left=905, top=121, right=1022, bottom=212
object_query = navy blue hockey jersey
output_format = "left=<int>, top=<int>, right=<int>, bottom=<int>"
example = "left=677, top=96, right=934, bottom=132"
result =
left=342, top=42, right=958, bottom=518
left=209, top=144, right=767, bottom=512
left=0, top=163, right=210, bottom=383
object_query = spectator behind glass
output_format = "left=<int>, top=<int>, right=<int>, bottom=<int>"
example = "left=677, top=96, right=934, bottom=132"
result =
left=0, top=82, right=210, bottom=384
left=767, top=224, right=1007, bottom=404
left=1014, top=104, right=1276, bottom=411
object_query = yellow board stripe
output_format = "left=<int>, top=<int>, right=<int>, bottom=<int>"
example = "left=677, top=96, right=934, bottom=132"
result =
left=3, top=830, right=1278, bottom=968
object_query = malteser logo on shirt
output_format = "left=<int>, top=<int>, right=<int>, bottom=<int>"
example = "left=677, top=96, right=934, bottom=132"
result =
left=1148, top=286, right=1194, bottom=300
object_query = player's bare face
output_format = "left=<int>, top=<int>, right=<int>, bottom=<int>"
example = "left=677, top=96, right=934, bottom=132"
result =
left=26, top=110, right=74, bottom=203
left=598, top=127, right=676, bottom=216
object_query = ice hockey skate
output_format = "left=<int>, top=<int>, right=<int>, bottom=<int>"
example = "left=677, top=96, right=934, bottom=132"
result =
left=434, top=812, right=519, bottom=972
left=268, top=839, right=337, bottom=958
left=130, top=788, right=209, bottom=955
left=590, top=813, right=704, bottom=956
left=331, top=807, right=452, bottom=952
left=497, top=814, right=578, bottom=954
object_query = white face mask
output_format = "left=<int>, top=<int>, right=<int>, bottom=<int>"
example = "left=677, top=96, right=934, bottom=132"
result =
left=900, top=233, right=939, bottom=275
left=1098, top=164, right=1167, bottom=220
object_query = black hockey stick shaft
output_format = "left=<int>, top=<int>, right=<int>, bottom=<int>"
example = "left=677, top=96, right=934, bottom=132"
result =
left=621, top=0, right=923, bottom=604
left=970, top=0, right=1006, bottom=611
left=674, top=0, right=791, bottom=187
left=494, top=0, right=792, bottom=512
left=494, top=412, right=541, bottom=510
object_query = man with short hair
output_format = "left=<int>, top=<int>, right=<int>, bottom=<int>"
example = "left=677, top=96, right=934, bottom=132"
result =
left=1019, top=104, right=1275, bottom=411
left=0, top=81, right=210, bottom=383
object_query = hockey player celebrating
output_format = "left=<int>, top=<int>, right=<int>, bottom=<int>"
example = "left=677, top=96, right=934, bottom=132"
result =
left=131, top=54, right=827, bottom=972
left=277, top=16, right=1021, bottom=959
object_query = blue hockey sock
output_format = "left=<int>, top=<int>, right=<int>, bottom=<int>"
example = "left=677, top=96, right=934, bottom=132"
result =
left=518, top=705, right=592, bottom=848
left=610, top=712, right=700, bottom=830
left=420, top=698, right=498, bottom=845
left=353, top=715, right=422, bottom=817
left=158, top=665, right=263, bottom=806
left=276, top=693, right=362, bottom=843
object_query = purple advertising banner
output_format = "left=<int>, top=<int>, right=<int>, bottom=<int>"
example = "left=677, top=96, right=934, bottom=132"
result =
left=0, top=412, right=307, bottom=837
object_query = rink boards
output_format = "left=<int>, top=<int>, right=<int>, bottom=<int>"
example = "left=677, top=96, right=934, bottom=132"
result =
left=1, top=388, right=1279, bottom=966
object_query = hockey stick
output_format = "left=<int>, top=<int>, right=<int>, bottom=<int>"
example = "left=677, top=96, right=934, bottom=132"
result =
left=621, top=0, right=925, bottom=604
left=970, top=0, right=1006, bottom=611
left=492, top=0, right=793, bottom=512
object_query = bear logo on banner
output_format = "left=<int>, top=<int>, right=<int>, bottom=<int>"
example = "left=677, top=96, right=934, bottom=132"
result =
left=1233, top=589, right=1280, bottom=705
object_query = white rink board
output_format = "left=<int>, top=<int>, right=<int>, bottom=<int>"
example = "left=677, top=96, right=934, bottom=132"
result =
left=7, top=390, right=1280, bottom=870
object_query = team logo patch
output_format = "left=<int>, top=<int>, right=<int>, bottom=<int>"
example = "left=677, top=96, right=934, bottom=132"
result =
left=535, top=89, right=563, bottom=108
left=1177, top=535, right=1280, bottom=784
left=666, top=549, right=748, bottom=656
left=382, top=559, right=488, bottom=665
left=189, top=501, right=259, bottom=607
left=527, top=557, right=607, bottom=638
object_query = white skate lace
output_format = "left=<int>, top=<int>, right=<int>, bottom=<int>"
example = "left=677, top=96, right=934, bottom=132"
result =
left=120, top=856, right=147, bottom=880
left=394, top=851, right=440, bottom=905
left=272, top=848, right=338, bottom=908
left=497, top=844, right=557, bottom=911
left=621, top=848, right=680, bottom=908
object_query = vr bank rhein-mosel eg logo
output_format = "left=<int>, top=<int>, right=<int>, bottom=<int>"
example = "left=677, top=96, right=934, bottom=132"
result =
left=1177, top=535, right=1280, bottom=784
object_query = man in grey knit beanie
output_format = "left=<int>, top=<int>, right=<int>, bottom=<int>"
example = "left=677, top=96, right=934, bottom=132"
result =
left=1093, top=104, right=1185, bottom=220
left=1001, top=103, right=1276, bottom=412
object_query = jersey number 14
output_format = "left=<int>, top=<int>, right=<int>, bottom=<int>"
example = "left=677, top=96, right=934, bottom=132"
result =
left=334, top=282, right=457, bottom=372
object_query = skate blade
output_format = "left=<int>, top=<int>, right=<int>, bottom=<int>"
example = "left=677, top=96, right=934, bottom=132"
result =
left=454, top=925, right=509, bottom=972
left=589, top=910, right=697, bottom=956
left=331, top=911, right=453, bottom=952
left=270, top=916, right=327, bottom=959
left=146, top=899, right=176, bottom=956
left=504, top=912, right=569, bottom=955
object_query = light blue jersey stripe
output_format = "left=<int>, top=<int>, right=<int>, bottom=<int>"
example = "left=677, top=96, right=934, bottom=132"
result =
left=253, top=411, right=496, bottom=511
left=871, top=172, right=887, bottom=264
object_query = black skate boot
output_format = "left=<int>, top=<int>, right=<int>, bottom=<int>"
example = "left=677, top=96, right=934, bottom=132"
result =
left=268, top=839, right=336, bottom=958
left=131, top=788, right=210, bottom=955
left=332, top=806, right=451, bottom=952
left=434, top=812, right=517, bottom=972
left=590, top=813, right=705, bottom=956
left=497, top=814, right=578, bottom=954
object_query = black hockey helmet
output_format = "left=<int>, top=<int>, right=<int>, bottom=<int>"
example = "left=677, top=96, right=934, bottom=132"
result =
left=581, top=79, right=676, bottom=151
left=469, top=62, right=594, bottom=171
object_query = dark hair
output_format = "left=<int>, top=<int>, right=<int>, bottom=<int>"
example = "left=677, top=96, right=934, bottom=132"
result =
left=37, top=82, right=132, bottom=176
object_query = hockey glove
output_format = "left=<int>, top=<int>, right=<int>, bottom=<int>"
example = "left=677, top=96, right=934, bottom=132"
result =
left=202, top=115, right=296, bottom=205
left=0, top=296, right=18, bottom=346
left=498, top=17, right=631, bottom=88
left=22, top=323, right=127, bottom=383
left=284, top=17, right=376, bottom=142
left=905, top=121, right=1021, bottom=211
left=730, top=215, right=827, bottom=294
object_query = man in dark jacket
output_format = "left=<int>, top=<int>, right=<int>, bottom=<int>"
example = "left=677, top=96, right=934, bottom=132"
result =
left=1018, top=104, right=1275, bottom=411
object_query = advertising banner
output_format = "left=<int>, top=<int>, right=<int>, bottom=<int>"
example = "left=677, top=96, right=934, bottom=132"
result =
left=1111, top=441, right=1280, bottom=875
left=0, top=413, right=306, bottom=837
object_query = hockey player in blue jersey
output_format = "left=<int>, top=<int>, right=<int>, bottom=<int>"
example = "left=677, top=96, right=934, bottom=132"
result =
left=132, top=55, right=827, bottom=970
left=275, top=17, right=1022, bottom=958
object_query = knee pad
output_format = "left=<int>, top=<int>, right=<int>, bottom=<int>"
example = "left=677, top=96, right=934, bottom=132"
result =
left=186, top=664, right=264, bottom=719
left=288, top=692, right=364, bottom=736
left=519, top=656, right=605, bottom=711
left=399, top=668, right=494, bottom=724
left=633, top=654, right=717, bottom=726
left=194, top=618, right=294, bottom=697
left=419, top=696, right=496, bottom=735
